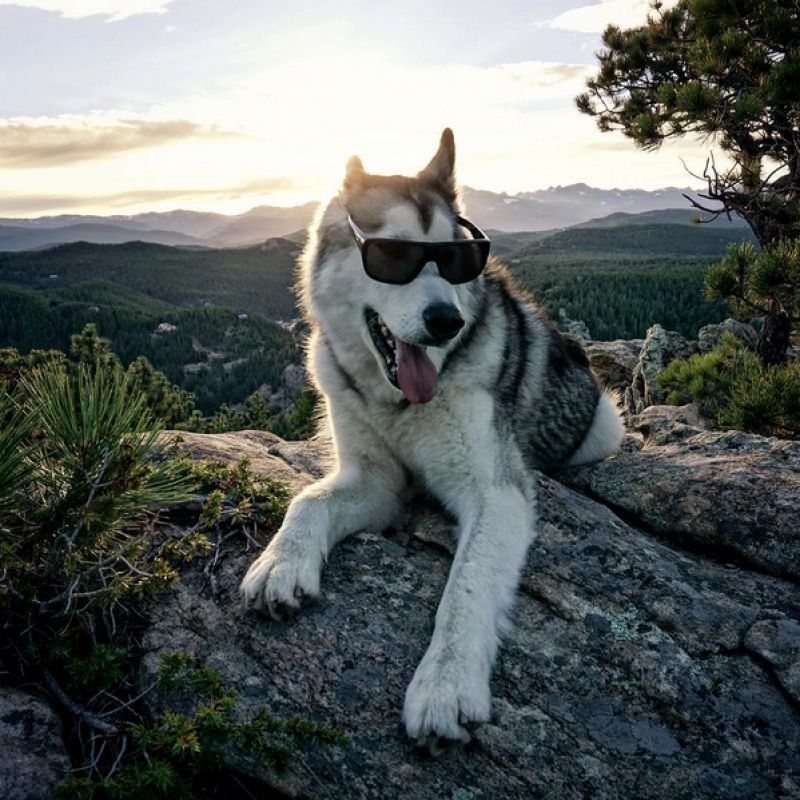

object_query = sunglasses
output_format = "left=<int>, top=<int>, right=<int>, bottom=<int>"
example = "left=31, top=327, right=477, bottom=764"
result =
left=348, top=215, right=490, bottom=285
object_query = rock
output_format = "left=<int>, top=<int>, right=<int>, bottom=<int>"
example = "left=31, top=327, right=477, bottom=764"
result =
left=253, top=363, right=309, bottom=412
left=0, top=688, right=70, bottom=800
left=585, top=339, right=643, bottom=394
left=141, top=431, right=800, bottom=800
left=281, top=362, right=307, bottom=397
left=163, top=429, right=329, bottom=493
left=632, top=403, right=710, bottom=445
left=557, top=310, right=591, bottom=342
left=625, top=324, right=696, bottom=415
left=698, top=318, right=759, bottom=353
left=745, top=619, right=800, bottom=704
left=564, top=319, right=592, bottom=342
left=560, top=411, right=800, bottom=581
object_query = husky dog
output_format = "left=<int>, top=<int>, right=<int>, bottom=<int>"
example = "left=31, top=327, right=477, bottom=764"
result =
left=241, top=129, right=624, bottom=747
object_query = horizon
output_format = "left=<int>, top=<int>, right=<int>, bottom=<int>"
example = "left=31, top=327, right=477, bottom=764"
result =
left=0, top=180, right=706, bottom=222
left=0, top=0, right=728, bottom=219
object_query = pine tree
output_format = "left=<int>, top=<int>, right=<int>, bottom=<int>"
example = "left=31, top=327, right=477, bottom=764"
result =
left=577, top=0, right=800, bottom=363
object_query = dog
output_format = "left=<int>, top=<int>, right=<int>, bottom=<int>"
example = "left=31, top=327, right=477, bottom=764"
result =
left=240, top=128, right=624, bottom=748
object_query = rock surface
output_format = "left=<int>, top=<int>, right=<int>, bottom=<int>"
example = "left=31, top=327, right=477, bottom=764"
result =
left=0, top=688, right=70, bottom=800
left=142, top=427, right=800, bottom=800
left=698, top=318, right=759, bottom=353
left=584, top=339, right=643, bottom=395
left=625, top=324, right=696, bottom=414
left=563, top=319, right=592, bottom=342
left=560, top=409, right=800, bottom=582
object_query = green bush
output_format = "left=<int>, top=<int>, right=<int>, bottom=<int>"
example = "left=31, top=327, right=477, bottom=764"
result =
left=1, top=359, right=339, bottom=796
left=0, top=386, right=33, bottom=522
left=54, top=653, right=348, bottom=800
left=188, top=457, right=291, bottom=530
left=658, top=332, right=800, bottom=438
left=1, top=362, right=200, bottom=619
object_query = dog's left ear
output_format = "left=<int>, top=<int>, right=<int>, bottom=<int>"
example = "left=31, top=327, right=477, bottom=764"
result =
left=343, top=154, right=367, bottom=194
left=418, top=128, right=456, bottom=200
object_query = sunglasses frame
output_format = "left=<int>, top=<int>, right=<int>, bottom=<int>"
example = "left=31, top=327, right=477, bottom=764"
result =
left=347, top=214, right=491, bottom=285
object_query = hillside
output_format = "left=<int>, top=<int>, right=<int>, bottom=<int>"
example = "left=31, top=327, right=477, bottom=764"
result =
left=572, top=208, right=750, bottom=229
left=0, top=239, right=299, bottom=320
left=0, top=203, right=319, bottom=250
left=0, top=238, right=303, bottom=414
left=0, top=281, right=301, bottom=415
left=511, top=221, right=754, bottom=263
left=0, top=223, right=209, bottom=251
left=493, top=222, right=751, bottom=340
left=0, top=214, right=757, bottom=409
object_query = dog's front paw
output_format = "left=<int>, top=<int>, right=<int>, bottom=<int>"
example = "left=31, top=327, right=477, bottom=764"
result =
left=240, top=527, right=325, bottom=621
left=403, top=649, right=491, bottom=753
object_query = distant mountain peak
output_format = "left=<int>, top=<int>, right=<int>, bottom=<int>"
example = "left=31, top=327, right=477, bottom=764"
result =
left=0, top=185, right=728, bottom=251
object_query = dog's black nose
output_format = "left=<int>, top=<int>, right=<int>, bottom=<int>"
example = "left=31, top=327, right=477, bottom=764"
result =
left=423, top=302, right=464, bottom=342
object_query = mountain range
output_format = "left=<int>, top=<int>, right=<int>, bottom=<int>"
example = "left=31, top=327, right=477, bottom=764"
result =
left=0, top=185, right=745, bottom=252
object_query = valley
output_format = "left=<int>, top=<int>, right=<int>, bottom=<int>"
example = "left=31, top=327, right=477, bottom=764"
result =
left=0, top=193, right=754, bottom=419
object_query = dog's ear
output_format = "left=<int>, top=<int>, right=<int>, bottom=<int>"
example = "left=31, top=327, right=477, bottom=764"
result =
left=343, top=155, right=366, bottom=193
left=418, top=128, right=456, bottom=200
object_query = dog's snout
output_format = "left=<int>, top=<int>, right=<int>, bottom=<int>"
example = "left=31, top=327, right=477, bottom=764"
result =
left=423, top=302, right=464, bottom=342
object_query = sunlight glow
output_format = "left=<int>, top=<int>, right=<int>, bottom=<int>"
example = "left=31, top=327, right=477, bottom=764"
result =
left=0, top=2, right=711, bottom=217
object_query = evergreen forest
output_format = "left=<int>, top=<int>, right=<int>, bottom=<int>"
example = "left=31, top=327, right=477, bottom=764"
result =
left=0, top=218, right=752, bottom=415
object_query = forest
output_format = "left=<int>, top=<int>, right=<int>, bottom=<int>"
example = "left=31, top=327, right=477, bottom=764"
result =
left=0, top=218, right=751, bottom=415
left=0, top=238, right=300, bottom=320
left=0, top=282, right=301, bottom=415
left=502, top=221, right=749, bottom=339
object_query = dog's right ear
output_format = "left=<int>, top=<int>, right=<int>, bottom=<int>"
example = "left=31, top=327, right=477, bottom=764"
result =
left=418, top=128, right=456, bottom=201
left=343, top=155, right=366, bottom=193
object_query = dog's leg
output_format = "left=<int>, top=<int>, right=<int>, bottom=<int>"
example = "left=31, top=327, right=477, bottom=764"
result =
left=403, top=481, right=535, bottom=747
left=240, top=415, right=403, bottom=620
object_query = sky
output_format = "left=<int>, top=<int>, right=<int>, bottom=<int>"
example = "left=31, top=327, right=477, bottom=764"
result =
left=0, top=0, right=713, bottom=219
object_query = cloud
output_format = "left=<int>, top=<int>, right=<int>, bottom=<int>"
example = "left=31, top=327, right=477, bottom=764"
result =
left=550, top=0, right=678, bottom=34
left=0, top=177, right=303, bottom=217
left=0, top=115, right=238, bottom=167
left=0, top=1, right=175, bottom=21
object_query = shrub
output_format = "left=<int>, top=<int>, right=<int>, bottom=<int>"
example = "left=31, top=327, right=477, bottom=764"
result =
left=658, top=332, right=800, bottom=438
left=2, top=363, right=202, bottom=619
left=1, top=360, right=336, bottom=796
left=54, top=653, right=348, bottom=800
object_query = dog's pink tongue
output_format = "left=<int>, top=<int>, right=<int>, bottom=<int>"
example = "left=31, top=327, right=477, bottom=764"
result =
left=396, top=340, right=438, bottom=404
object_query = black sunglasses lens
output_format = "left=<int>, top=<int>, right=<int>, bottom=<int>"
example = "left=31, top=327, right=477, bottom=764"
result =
left=365, top=241, right=425, bottom=283
left=437, top=242, right=487, bottom=284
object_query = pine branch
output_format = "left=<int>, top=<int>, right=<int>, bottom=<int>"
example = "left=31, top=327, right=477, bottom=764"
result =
left=42, top=665, right=120, bottom=736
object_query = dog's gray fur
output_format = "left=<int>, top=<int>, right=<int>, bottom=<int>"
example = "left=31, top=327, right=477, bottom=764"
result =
left=241, top=129, right=624, bottom=747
